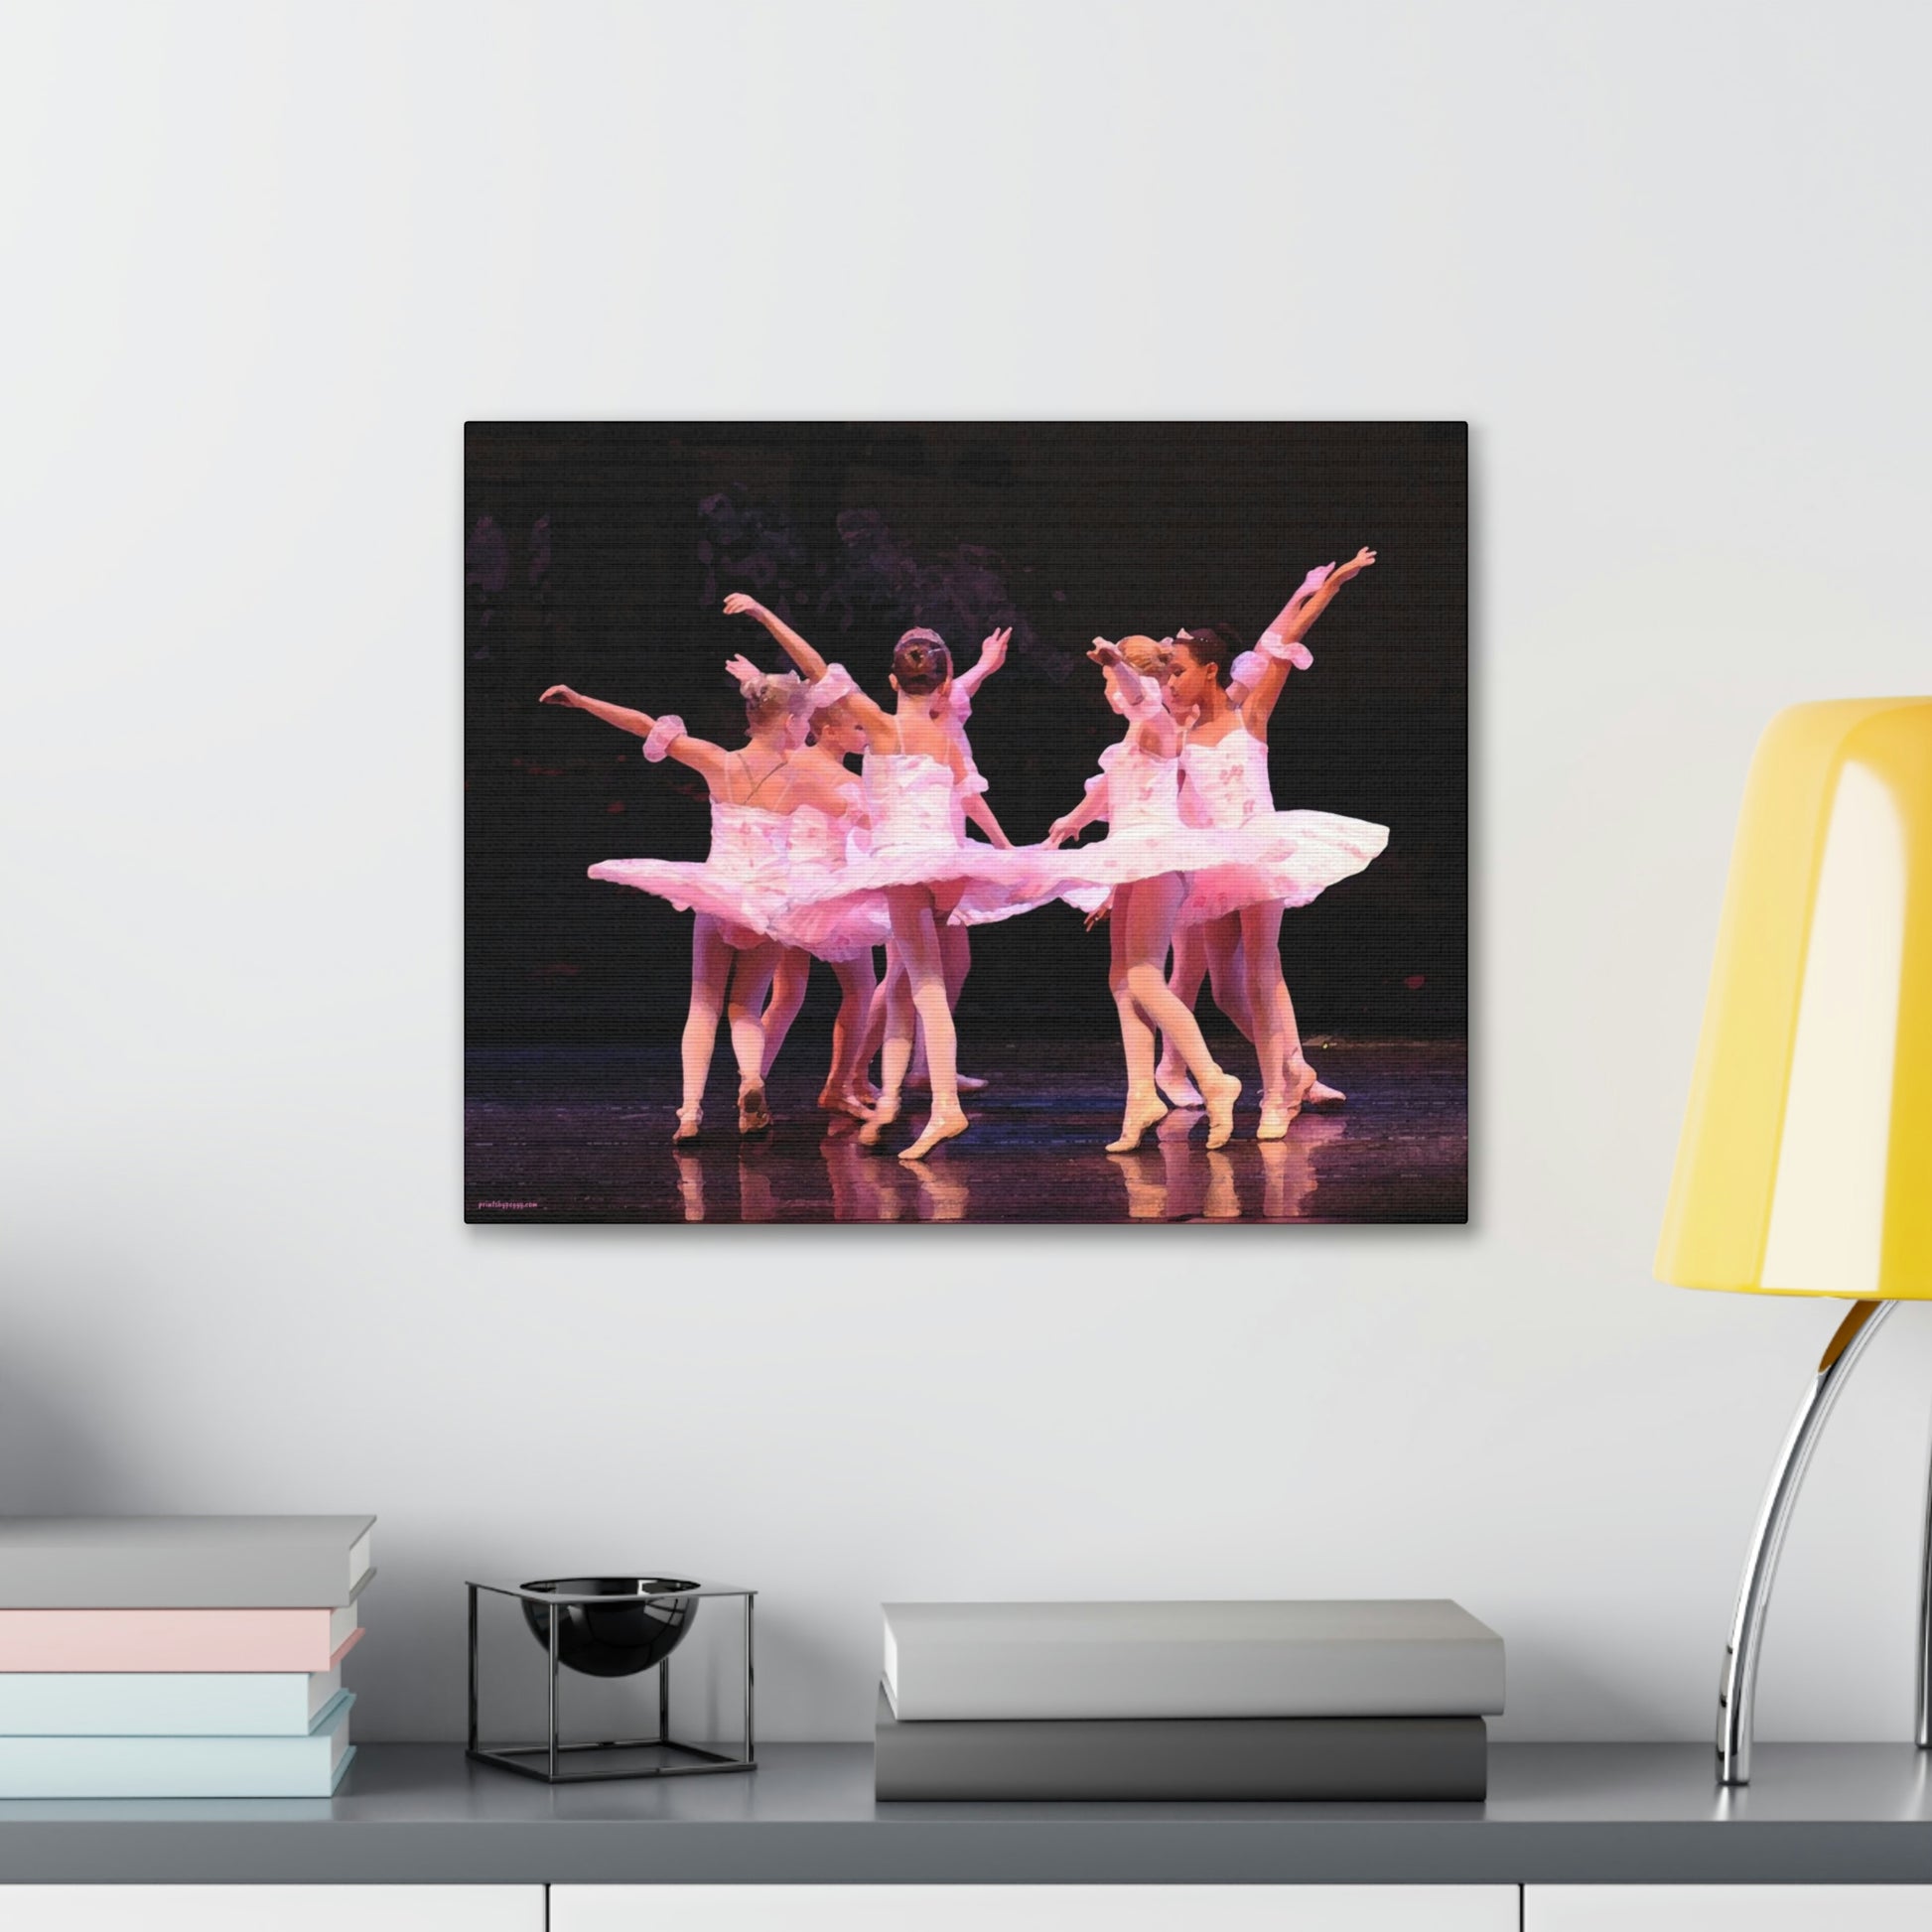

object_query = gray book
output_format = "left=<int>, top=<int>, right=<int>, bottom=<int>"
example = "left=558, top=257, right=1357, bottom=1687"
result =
left=0, top=1516, right=376, bottom=1608
left=883, top=1599, right=1504, bottom=1721
left=874, top=1688, right=1486, bottom=1801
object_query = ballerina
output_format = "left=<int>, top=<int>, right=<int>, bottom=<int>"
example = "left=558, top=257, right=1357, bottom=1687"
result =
left=722, top=594, right=1030, bottom=1162
left=722, top=655, right=888, bottom=1119
left=537, top=667, right=852, bottom=1142
left=897, top=623, right=1009, bottom=1096
left=1157, top=631, right=1343, bottom=1113
left=1160, top=549, right=1389, bottom=1137
left=1038, top=636, right=1247, bottom=1152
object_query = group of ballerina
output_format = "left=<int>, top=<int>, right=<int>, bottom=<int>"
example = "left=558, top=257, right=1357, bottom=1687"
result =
left=536, top=547, right=1388, bottom=1164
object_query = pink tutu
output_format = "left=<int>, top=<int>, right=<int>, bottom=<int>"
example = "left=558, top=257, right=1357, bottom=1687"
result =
left=999, top=737, right=1304, bottom=918
left=589, top=800, right=790, bottom=948
left=1173, top=731, right=1387, bottom=924
left=1176, top=808, right=1388, bottom=925
left=765, top=798, right=891, bottom=961
left=783, top=754, right=1051, bottom=932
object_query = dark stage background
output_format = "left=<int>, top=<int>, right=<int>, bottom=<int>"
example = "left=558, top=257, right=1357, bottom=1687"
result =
left=466, top=422, right=1465, bottom=1051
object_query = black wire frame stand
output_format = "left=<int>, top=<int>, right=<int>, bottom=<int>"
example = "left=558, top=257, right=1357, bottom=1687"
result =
left=466, top=1580, right=757, bottom=1784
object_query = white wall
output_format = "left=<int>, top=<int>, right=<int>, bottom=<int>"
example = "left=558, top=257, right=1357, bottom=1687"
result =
left=3, top=0, right=1929, bottom=1745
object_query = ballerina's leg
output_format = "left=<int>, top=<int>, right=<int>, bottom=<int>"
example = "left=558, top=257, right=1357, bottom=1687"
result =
left=861, top=944, right=900, bottom=1084
left=679, top=916, right=733, bottom=1135
left=1123, top=875, right=1241, bottom=1150
left=1266, top=925, right=1344, bottom=1109
left=759, top=946, right=812, bottom=1077
left=888, top=886, right=968, bottom=1161
left=909, top=923, right=978, bottom=1090
left=823, top=951, right=878, bottom=1114
left=862, top=947, right=916, bottom=1145
left=726, top=937, right=781, bottom=1130
left=1202, top=914, right=1258, bottom=1044
left=1155, top=924, right=1211, bottom=1106
left=1239, top=897, right=1312, bottom=1136
left=1106, top=881, right=1167, bottom=1153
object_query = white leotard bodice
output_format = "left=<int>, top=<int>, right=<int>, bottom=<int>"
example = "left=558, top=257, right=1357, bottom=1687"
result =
left=1179, top=730, right=1274, bottom=828
left=861, top=754, right=959, bottom=853
left=1095, top=737, right=1188, bottom=837
left=707, top=799, right=791, bottom=880
left=785, top=792, right=861, bottom=870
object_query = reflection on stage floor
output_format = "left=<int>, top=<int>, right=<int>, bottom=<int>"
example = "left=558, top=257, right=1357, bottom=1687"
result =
left=467, top=1038, right=1466, bottom=1226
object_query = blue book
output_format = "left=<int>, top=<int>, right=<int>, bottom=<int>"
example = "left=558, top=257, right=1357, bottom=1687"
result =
left=0, top=1691, right=353, bottom=1797
left=0, top=1664, right=344, bottom=1735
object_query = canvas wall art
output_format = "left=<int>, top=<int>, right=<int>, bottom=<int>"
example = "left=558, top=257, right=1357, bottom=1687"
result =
left=466, top=422, right=1466, bottom=1224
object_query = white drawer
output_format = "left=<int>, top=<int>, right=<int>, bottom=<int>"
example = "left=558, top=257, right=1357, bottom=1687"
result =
left=0, top=1886, right=544, bottom=1931
left=553, top=1885, right=1518, bottom=1931
left=1527, top=1885, right=1932, bottom=1930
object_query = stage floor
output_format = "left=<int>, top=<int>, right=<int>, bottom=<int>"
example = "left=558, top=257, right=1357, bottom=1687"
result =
left=466, top=1037, right=1466, bottom=1225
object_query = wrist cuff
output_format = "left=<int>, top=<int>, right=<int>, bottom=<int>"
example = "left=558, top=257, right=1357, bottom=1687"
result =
left=642, top=715, right=686, bottom=762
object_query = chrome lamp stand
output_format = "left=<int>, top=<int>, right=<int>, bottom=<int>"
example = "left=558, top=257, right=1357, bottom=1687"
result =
left=1716, top=1300, right=1928, bottom=1783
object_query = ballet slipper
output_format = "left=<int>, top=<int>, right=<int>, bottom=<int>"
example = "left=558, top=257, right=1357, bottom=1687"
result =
left=672, top=1103, right=703, bottom=1145
left=817, top=1084, right=872, bottom=1120
left=1154, top=1057, right=1203, bottom=1110
left=1202, top=1072, right=1242, bottom=1151
left=1107, top=1090, right=1170, bottom=1154
left=1305, top=1078, right=1346, bottom=1111
left=1256, top=1062, right=1315, bottom=1142
left=899, top=1108, right=969, bottom=1163
left=859, top=1092, right=901, bottom=1148
left=737, top=1081, right=772, bottom=1138
left=907, top=1072, right=989, bottom=1094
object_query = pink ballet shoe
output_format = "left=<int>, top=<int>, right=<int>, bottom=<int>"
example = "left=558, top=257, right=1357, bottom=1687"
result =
left=859, top=1092, right=901, bottom=1148
left=1107, top=1091, right=1170, bottom=1154
left=1202, top=1072, right=1242, bottom=1151
left=1305, top=1079, right=1346, bottom=1111
left=737, top=1082, right=772, bottom=1139
left=1154, top=1057, right=1203, bottom=1110
left=899, top=1108, right=970, bottom=1162
left=817, top=1084, right=873, bottom=1120
left=1257, top=1062, right=1316, bottom=1141
left=672, top=1104, right=703, bottom=1145
left=907, top=1072, right=989, bottom=1094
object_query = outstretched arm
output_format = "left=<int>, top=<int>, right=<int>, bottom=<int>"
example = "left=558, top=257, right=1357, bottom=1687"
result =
left=1275, top=547, right=1375, bottom=645
left=953, top=625, right=1011, bottom=703
left=538, top=684, right=726, bottom=781
left=723, top=593, right=895, bottom=741
left=963, top=791, right=1015, bottom=849
left=540, top=684, right=657, bottom=738
left=1046, top=783, right=1108, bottom=847
left=1242, top=548, right=1376, bottom=731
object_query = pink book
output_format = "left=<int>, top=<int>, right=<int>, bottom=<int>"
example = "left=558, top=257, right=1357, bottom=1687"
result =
left=0, top=1602, right=361, bottom=1672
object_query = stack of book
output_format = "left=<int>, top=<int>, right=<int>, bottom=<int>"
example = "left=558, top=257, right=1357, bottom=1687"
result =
left=0, top=1516, right=374, bottom=1797
left=876, top=1598, right=1503, bottom=1801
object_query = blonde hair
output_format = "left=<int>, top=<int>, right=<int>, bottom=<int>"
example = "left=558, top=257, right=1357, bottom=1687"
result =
left=741, top=670, right=811, bottom=726
left=1117, top=633, right=1173, bottom=679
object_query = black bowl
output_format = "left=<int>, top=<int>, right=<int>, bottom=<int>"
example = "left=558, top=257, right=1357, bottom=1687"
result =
left=519, top=1577, right=700, bottom=1679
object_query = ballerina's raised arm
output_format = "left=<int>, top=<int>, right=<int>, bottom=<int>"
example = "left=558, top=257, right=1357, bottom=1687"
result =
left=1236, top=547, right=1376, bottom=734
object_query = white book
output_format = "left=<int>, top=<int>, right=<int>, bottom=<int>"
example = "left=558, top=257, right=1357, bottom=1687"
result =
left=0, top=1664, right=342, bottom=1734
left=0, top=1516, right=374, bottom=1608
left=881, top=1600, right=1506, bottom=1721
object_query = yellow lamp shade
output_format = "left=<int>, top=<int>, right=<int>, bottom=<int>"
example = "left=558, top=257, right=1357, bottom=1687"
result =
left=1657, top=698, right=1932, bottom=1300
